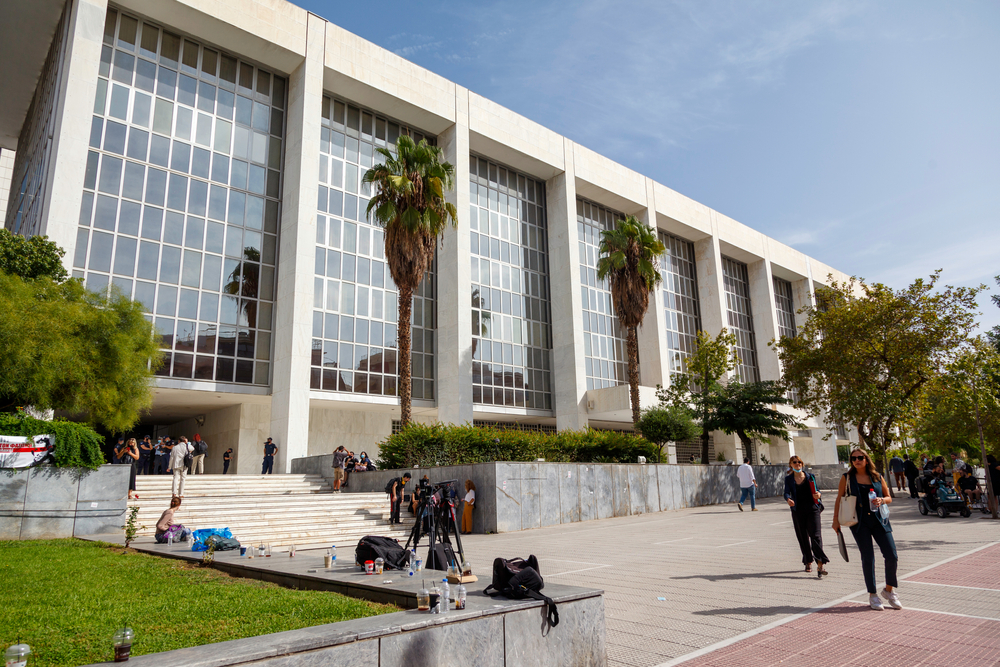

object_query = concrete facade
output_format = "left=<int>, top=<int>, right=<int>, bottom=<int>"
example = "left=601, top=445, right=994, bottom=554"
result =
left=3, top=0, right=848, bottom=469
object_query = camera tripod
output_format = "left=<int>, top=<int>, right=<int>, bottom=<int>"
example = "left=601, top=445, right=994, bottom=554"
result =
left=403, top=479, right=465, bottom=571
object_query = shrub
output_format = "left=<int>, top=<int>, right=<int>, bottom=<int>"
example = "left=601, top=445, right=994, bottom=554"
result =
left=0, top=410, right=105, bottom=469
left=377, top=423, right=657, bottom=469
left=635, top=406, right=700, bottom=463
left=836, top=444, right=851, bottom=463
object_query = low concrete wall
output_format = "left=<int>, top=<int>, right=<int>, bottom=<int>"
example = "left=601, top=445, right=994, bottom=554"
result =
left=82, top=537, right=606, bottom=667
left=291, top=457, right=803, bottom=534
left=0, top=464, right=129, bottom=540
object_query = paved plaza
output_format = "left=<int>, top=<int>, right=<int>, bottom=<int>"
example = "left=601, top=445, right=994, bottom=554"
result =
left=454, top=492, right=1000, bottom=666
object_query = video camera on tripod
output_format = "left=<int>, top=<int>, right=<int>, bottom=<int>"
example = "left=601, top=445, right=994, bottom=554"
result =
left=405, top=478, right=465, bottom=571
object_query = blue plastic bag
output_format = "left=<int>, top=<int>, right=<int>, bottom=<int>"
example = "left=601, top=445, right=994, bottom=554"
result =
left=191, top=527, right=233, bottom=551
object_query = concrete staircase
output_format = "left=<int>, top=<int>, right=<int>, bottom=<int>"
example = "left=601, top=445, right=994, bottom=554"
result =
left=129, top=474, right=414, bottom=551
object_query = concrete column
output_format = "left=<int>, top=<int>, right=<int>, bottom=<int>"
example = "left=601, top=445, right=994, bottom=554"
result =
left=636, top=177, right=670, bottom=391
left=547, top=139, right=588, bottom=430
left=436, top=87, right=473, bottom=425
left=42, top=0, right=108, bottom=261
left=270, top=14, right=324, bottom=473
left=693, top=224, right=727, bottom=339
left=747, top=257, right=781, bottom=381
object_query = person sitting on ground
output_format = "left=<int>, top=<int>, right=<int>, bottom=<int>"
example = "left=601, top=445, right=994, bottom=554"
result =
left=958, top=468, right=982, bottom=505
left=155, top=496, right=190, bottom=543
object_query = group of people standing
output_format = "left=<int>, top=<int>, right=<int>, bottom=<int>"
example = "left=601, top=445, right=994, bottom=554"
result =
left=329, top=446, right=375, bottom=490
left=113, top=434, right=227, bottom=499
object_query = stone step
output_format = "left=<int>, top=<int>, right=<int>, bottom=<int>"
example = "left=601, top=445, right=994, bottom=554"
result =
left=135, top=516, right=413, bottom=536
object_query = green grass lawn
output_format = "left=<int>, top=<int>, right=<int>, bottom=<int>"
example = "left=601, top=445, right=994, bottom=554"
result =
left=0, top=539, right=397, bottom=666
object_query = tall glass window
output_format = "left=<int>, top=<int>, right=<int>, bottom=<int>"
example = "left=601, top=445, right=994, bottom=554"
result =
left=722, top=257, right=759, bottom=383
left=75, top=9, right=284, bottom=385
left=311, top=96, right=436, bottom=399
left=578, top=199, right=626, bottom=390
left=470, top=155, right=551, bottom=410
left=773, top=277, right=796, bottom=340
left=660, top=232, right=701, bottom=377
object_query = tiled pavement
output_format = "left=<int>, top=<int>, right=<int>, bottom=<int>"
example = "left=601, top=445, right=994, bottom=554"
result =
left=452, top=491, right=1000, bottom=667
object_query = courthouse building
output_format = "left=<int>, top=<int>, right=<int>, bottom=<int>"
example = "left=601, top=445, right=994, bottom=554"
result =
left=1, top=0, right=849, bottom=473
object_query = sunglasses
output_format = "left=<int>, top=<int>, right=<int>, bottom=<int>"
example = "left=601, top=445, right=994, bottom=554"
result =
left=850, top=455, right=867, bottom=462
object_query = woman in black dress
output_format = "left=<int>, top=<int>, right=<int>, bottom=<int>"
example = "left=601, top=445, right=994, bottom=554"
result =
left=783, top=456, right=828, bottom=576
left=121, top=438, right=140, bottom=499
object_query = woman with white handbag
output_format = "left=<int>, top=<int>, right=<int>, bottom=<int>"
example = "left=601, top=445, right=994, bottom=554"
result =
left=832, top=448, right=901, bottom=611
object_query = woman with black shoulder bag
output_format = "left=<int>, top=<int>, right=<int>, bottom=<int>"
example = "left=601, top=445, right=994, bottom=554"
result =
left=783, top=456, right=829, bottom=576
left=833, top=448, right=901, bottom=611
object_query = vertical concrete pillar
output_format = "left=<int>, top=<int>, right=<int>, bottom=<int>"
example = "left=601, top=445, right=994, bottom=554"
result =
left=546, top=139, right=588, bottom=430
left=436, top=87, right=473, bottom=425
left=747, top=257, right=781, bottom=381
left=41, top=0, right=108, bottom=261
left=270, top=15, right=324, bottom=472
left=636, top=177, right=670, bottom=392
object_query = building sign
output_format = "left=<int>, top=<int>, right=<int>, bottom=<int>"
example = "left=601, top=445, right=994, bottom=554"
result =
left=0, top=434, right=55, bottom=469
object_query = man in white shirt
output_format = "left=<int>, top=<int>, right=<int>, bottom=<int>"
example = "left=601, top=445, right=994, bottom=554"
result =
left=168, top=437, right=193, bottom=498
left=736, top=457, right=757, bottom=511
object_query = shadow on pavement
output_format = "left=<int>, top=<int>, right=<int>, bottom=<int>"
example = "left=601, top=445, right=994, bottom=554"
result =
left=671, top=571, right=806, bottom=582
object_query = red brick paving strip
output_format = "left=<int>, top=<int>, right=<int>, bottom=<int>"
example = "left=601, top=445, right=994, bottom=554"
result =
left=904, top=542, right=1000, bottom=591
left=680, top=604, right=1000, bottom=667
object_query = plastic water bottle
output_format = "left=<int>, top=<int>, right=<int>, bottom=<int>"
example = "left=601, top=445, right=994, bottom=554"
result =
left=456, top=584, right=467, bottom=610
left=408, top=550, right=415, bottom=577
left=440, top=578, right=450, bottom=614
left=331, top=545, right=337, bottom=564
left=868, top=488, right=878, bottom=512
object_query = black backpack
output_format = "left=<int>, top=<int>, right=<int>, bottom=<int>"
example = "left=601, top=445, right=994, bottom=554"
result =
left=427, top=542, right=456, bottom=571
left=355, top=535, right=410, bottom=570
left=484, top=555, right=559, bottom=627
left=182, top=445, right=194, bottom=468
left=205, top=535, right=240, bottom=551
left=385, top=477, right=401, bottom=495
left=194, top=440, right=207, bottom=455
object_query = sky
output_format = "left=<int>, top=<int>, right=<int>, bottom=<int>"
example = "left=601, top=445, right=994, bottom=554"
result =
left=301, top=0, right=1000, bottom=333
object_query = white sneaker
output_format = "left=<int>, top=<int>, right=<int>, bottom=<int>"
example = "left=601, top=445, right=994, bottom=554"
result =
left=869, top=595, right=884, bottom=611
left=881, top=588, right=902, bottom=610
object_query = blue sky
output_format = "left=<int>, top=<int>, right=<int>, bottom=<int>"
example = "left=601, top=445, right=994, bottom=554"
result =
left=302, top=0, right=1000, bottom=333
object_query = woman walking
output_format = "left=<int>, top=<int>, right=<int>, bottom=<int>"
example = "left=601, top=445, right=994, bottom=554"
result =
left=461, top=479, right=476, bottom=534
left=833, top=448, right=901, bottom=611
left=783, top=456, right=828, bottom=576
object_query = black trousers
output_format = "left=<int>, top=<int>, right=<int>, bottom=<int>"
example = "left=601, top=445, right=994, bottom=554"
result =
left=137, top=454, right=150, bottom=475
left=262, top=455, right=274, bottom=474
left=390, top=495, right=401, bottom=523
left=791, top=506, right=829, bottom=565
left=850, top=516, right=898, bottom=594
left=223, top=460, right=230, bottom=474
left=906, top=474, right=918, bottom=498
left=154, top=455, right=168, bottom=474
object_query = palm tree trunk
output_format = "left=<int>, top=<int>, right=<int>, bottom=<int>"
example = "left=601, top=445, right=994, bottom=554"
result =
left=627, top=325, right=641, bottom=425
left=397, top=285, right=414, bottom=431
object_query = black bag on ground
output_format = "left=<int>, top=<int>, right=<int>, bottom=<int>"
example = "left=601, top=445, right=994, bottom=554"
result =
left=426, top=541, right=457, bottom=571
left=484, top=555, right=559, bottom=627
left=205, top=535, right=240, bottom=551
left=355, top=535, right=409, bottom=570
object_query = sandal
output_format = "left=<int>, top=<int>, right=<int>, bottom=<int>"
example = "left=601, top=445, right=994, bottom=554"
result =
left=805, top=564, right=812, bottom=573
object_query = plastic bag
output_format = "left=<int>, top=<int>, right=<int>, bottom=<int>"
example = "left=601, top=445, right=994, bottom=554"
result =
left=191, top=527, right=233, bottom=551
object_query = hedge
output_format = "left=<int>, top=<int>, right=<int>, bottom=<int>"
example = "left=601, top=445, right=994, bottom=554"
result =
left=377, top=423, right=658, bottom=470
left=0, top=411, right=105, bottom=470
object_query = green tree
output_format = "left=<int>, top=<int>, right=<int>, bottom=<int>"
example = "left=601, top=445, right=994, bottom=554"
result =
left=657, top=328, right=738, bottom=464
left=0, top=272, right=163, bottom=432
left=596, top=215, right=665, bottom=424
left=776, top=271, right=983, bottom=478
left=0, top=229, right=68, bottom=282
left=710, top=380, right=803, bottom=463
left=987, top=274, right=1000, bottom=353
left=635, top=405, right=700, bottom=463
left=364, top=135, right=458, bottom=428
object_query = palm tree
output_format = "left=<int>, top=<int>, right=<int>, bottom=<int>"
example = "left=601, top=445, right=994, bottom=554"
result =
left=363, top=135, right=458, bottom=427
left=596, top=215, right=665, bottom=424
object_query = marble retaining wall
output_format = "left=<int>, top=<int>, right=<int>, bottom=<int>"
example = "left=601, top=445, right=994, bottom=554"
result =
left=291, top=457, right=797, bottom=533
left=0, top=464, right=129, bottom=540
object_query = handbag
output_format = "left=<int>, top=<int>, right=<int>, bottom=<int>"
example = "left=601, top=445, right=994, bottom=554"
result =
left=838, top=476, right=858, bottom=527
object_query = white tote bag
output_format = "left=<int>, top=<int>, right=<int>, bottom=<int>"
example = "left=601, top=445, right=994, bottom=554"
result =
left=838, top=481, right=858, bottom=527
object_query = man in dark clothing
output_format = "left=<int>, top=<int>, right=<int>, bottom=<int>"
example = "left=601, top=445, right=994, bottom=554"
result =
left=138, top=436, right=154, bottom=474
left=388, top=473, right=411, bottom=524
left=223, top=448, right=233, bottom=474
left=262, top=438, right=277, bottom=474
left=903, top=455, right=920, bottom=498
left=112, top=437, right=125, bottom=464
